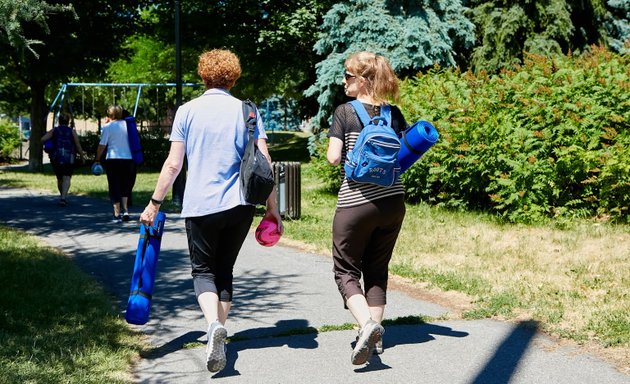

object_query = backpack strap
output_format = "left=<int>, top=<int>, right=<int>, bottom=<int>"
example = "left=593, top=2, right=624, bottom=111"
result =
left=349, top=100, right=371, bottom=127
left=242, top=99, right=257, bottom=138
left=349, top=100, right=392, bottom=127
left=380, top=105, right=391, bottom=125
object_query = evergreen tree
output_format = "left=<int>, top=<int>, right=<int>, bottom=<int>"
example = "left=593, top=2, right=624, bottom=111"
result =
left=306, top=0, right=475, bottom=129
left=0, top=0, right=74, bottom=58
left=603, top=0, right=630, bottom=54
left=468, top=0, right=629, bottom=73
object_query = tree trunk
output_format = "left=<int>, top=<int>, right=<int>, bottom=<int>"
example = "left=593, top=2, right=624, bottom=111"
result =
left=28, top=82, right=48, bottom=170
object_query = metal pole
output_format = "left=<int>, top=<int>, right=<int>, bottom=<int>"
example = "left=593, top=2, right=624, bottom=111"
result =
left=171, top=0, right=186, bottom=207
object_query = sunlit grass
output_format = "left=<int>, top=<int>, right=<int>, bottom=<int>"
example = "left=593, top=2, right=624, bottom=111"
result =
left=0, top=226, right=145, bottom=384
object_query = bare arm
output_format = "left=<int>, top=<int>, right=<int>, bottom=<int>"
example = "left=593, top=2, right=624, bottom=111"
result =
left=41, top=130, right=53, bottom=141
left=95, top=144, right=108, bottom=163
left=72, top=129, right=85, bottom=158
left=139, top=141, right=186, bottom=226
left=327, top=137, right=343, bottom=165
left=256, top=138, right=284, bottom=234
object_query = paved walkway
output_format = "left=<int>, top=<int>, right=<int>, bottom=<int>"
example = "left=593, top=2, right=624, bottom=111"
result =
left=0, top=186, right=627, bottom=383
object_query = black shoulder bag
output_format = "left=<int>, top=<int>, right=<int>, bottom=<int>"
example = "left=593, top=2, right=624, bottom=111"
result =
left=240, top=100, right=275, bottom=205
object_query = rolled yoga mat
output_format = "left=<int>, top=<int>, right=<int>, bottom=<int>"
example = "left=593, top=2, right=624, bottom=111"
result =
left=398, top=120, right=439, bottom=173
left=124, top=115, right=144, bottom=165
left=125, top=211, right=166, bottom=325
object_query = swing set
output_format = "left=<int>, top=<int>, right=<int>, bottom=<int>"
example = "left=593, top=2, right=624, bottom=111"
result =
left=48, top=82, right=202, bottom=131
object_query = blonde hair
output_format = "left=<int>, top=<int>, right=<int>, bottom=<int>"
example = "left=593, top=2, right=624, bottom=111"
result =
left=107, top=105, right=123, bottom=120
left=345, top=51, right=400, bottom=104
left=197, top=49, right=241, bottom=89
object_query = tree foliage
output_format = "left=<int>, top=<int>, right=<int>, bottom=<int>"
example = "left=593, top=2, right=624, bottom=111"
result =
left=0, top=0, right=74, bottom=116
left=468, top=0, right=630, bottom=73
left=604, top=0, right=630, bottom=53
left=305, top=0, right=475, bottom=129
left=106, top=34, right=202, bottom=119
left=0, top=0, right=147, bottom=169
left=0, top=0, right=74, bottom=58
left=136, top=0, right=335, bottom=111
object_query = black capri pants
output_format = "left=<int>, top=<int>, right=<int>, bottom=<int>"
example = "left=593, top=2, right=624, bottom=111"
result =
left=332, top=194, right=405, bottom=307
left=104, top=158, right=134, bottom=204
left=51, top=162, right=74, bottom=179
left=185, top=204, right=255, bottom=302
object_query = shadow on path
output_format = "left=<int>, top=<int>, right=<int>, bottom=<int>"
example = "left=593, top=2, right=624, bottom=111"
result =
left=213, top=318, right=319, bottom=379
left=472, top=320, right=540, bottom=384
left=140, top=331, right=207, bottom=359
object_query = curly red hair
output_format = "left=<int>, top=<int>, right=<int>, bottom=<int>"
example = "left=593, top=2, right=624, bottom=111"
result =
left=197, top=49, right=241, bottom=90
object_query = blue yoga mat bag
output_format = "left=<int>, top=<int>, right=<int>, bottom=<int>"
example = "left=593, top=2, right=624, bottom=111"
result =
left=398, top=120, right=439, bottom=173
left=125, top=211, right=166, bottom=325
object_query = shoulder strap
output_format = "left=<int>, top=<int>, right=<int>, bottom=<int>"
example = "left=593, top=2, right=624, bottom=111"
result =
left=380, top=104, right=391, bottom=125
left=242, top=99, right=257, bottom=137
left=349, top=100, right=371, bottom=127
left=349, top=100, right=393, bottom=128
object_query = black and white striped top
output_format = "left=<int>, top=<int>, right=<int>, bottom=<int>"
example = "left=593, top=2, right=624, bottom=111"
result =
left=328, top=102, right=407, bottom=208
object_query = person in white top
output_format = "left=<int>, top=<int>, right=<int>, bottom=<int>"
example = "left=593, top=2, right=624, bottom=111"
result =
left=94, top=105, right=134, bottom=223
left=139, top=49, right=283, bottom=374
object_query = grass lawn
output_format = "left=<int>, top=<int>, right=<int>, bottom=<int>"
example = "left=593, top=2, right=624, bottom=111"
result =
left=0, top=130, right=628, bottom=372
left=0, top=226, right=144, bottom=383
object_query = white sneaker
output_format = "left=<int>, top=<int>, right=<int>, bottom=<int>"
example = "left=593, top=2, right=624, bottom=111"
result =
left=351, top=319, right=384, bottom=365
left=374, top=338, right=383, bottom=355
left=206, top=321, right=227, bottom=372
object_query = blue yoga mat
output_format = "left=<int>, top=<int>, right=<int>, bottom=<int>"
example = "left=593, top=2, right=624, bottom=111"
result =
left=125, top=116, right=144, bottom=165
left=398, top=120, right=439, bottom=173
left=125, top=212, right=166, bottom=325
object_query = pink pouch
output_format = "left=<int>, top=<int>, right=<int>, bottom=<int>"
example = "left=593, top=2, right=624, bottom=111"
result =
left=255, top=218, right=281, bottom=247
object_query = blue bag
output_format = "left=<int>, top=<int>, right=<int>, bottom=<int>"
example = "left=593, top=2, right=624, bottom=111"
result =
left=125, top=116, right=144, bottom=165
left=398, top=120, right=439, bottom=173
left=52, top=126, right=76, bottom=165
left=125, top=211, right=166, bottom=325
left=43, top=138, right=55, bottom=155
left=344, top=100, right=401, bottom=187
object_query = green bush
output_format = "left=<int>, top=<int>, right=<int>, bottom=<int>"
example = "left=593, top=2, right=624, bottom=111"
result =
left=136, top=127, right=171, bottom=169
left=310, top=47, right=629, bottom=223
left=0, top=119, right=21, bottom=160
left=399, top=46, right=629, bottom=223
left=78, top=131, right=101, bottom=161
left=308, top=132, right=341, bottom=193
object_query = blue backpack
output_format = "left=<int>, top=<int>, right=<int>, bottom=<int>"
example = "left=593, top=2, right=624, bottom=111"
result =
left=52, top=126, right=75, bottom=165
left=344, top=100, right=401, bottom=187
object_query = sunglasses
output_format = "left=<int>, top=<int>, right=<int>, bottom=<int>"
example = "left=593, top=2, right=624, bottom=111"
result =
left=344, top=72, right=356, bottom=81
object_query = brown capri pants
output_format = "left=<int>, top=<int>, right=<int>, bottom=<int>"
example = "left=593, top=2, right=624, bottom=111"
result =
left=332, top=194, right=405, bottom=307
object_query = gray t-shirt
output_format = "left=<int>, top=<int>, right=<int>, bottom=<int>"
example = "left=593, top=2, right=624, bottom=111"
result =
left=170, top=88, right=267, bottom=218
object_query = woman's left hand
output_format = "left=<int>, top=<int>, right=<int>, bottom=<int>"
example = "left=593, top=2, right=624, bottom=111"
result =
left=264, top=208, right=284, bottom=235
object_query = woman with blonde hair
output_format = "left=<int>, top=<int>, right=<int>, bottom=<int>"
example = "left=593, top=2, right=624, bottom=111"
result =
left=95, top=105, right=134, bottom=222
left=327, top=51, right=408, bottom=365
left=140, top=49, right=282, bottom=373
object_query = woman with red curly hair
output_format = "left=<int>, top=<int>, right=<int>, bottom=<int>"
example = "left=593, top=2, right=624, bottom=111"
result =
left=140, top=49, right=283, bottom=373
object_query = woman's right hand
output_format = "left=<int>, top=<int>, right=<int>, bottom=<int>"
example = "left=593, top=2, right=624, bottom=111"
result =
left=139, top=202, right=160, bottom=227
